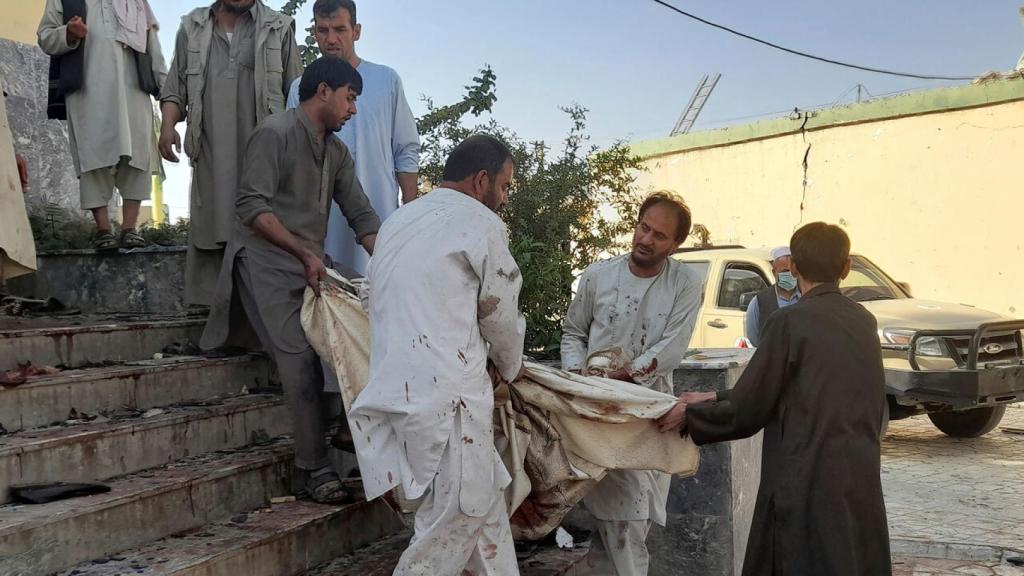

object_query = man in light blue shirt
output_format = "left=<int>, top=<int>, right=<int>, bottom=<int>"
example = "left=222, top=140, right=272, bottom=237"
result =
left=286, top=0, right=419, bottom=277
left=745, top=246, right=801, bottom=346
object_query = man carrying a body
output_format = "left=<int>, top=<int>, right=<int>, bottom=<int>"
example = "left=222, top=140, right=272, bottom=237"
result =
left=744, top=246, right=800, bottom=346
left=561, top=191, right=702, bottom=576
left=659, top=222, right=891, bottom=576
left=350, top=135, right=525, bottom=575
left=200, top=57, right=380, bottom=503
left=160, top=0, right=302, bottom=306
left=287, top=0, right=419, bottom=277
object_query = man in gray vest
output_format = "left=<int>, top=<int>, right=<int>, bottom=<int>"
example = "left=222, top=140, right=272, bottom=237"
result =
left=159, top=0, right=302, bottom=307
left=744, top=246, right=800, bottom=346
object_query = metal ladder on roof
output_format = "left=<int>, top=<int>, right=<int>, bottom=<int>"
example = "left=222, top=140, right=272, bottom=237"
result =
left=670, top=73, right=721, bottom=136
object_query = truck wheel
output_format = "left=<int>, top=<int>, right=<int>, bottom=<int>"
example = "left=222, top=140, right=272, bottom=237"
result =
left=927, top=405, right=1006, bottom=438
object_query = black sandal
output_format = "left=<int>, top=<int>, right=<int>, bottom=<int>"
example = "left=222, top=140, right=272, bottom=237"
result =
left=307, top=466, right=354, bottom=505
left=120, top=229, right=147, bottom=249
left=92, top=231, right=118, bottom=252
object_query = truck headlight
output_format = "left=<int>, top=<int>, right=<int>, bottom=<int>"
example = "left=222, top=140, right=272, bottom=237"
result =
left=883, top=329, right=947, bottom=357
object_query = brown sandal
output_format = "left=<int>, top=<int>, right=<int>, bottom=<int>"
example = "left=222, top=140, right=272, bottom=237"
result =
left=120, top=229, right=147, bottom=249
left=92, top=231, right=118, bottom=252
left=307, top=466, right=354, bottom=505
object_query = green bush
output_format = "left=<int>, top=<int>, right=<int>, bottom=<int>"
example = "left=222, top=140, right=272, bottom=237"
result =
left=418, top=70, right=644, bottom=358
left=26, top=202, right=189, bottom=251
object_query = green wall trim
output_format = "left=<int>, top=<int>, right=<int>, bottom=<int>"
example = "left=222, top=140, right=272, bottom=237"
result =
left=631, top=78, right=1024, bottom=159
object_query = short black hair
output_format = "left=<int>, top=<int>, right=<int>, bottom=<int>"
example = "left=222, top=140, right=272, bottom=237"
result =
left=313, top=0, right=356, bottom=25
left=790, top=222, right=851, bottom=284
left=442, top=134, right=513, bottom=182
left=298, top=56, right=362, bottom=102
left=638, top=191, right=692, bottom=244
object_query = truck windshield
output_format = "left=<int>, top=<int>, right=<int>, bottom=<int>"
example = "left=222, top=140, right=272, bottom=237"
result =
left=840, top=256, right=906, bottom=302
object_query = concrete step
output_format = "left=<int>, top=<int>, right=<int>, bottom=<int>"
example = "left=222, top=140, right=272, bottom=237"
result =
left=57, top=499, right=405, bottom=576
left=0, top=394, right=289, bottom=504
left=0, top=355, right=271, bottom=433
left=0, top=315, right=205, bottom=371
left=0, top=441, right=294, bottom=576
left=310, top=533, right=590, bottom=576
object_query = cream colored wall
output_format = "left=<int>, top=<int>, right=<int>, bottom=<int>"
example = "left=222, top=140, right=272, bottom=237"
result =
left=1, top=0, right=46, bottom=45
left=638, top=100, right=1024, bottom=317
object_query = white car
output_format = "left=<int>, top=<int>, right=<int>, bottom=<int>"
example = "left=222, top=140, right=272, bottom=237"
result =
left=673, top=247, right=1024, bottom=437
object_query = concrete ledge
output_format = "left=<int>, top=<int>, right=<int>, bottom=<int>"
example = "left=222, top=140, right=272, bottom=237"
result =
left=12, top=247, right=188, bottom=315
left=890, top=537, right=1024, bottom=563
left=64, top=500, right=406, bottom=576
left=0, top=442, right=294, bottom=576
left=0, top=355, right=271, bottom=432
left=0, top=394, right=288, bottom=504
left=0, top=317, right=204, bottom=371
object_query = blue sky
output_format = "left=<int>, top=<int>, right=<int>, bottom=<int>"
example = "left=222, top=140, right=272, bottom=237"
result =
left=151, top=1, right=1024, bottom=218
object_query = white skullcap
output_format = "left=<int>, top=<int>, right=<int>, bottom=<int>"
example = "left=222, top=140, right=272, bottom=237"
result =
left=769, top=246, right=791, bottom=261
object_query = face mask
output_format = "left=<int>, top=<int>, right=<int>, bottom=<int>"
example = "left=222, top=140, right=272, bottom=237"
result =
left=777, top=271, right=797, bottom=291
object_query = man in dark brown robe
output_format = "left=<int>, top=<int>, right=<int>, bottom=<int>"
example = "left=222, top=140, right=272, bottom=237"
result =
left=659, top=222, right=891, bottom=576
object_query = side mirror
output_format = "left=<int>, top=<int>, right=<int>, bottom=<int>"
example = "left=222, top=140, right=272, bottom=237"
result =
left=897, top=282, right=912, bottom=297
left=739, top=292, right=757, bottom=311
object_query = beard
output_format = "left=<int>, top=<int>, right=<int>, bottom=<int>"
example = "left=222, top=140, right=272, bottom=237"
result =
left=217, top=0, right=255, bottom=15
left=630, top=244, right=667, bottom=270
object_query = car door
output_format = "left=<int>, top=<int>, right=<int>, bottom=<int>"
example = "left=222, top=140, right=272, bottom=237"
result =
left=701, top=261, right=771, bottom=348
left=676, top=259, right=712, bottom=349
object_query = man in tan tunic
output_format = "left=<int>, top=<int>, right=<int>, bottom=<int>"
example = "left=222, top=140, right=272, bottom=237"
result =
left=159, top=0, right=302, bottom=307
left=1, top=73, right=35, bottom=282
left=201, top=57, right=380, bottom=502
left=38, top=0, right=166, bottom=250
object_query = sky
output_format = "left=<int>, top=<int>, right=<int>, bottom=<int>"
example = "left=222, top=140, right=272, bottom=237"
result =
left=151, top=0, right=1024, bottom=220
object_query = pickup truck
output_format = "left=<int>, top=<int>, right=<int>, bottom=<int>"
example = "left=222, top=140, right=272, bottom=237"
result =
left=673, top=247, right=1024, bottom=437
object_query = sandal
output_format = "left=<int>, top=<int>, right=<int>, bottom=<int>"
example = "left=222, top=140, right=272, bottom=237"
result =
left=92, top=231, right=119, bottom=252
left=307, top=466, right=354, bottom=505
left=120, top=229, right=147, bottom=249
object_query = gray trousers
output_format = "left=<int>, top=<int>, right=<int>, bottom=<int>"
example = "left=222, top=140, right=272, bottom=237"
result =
left=234, top=256, right=330, bottom=471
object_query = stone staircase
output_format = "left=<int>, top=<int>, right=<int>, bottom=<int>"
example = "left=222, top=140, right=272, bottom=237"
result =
left=0, top=315, right=403, bottom=576
left=0, top=314, right=588, bottom=575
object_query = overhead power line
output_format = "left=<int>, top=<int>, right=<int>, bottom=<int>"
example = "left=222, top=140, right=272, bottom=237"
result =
left=649, top=0, right=977, bottom=81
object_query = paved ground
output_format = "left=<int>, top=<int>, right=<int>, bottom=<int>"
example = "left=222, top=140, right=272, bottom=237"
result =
left=892, top=556, right=1024, bottom=575
left=882, top=403, right=1024, bottom=553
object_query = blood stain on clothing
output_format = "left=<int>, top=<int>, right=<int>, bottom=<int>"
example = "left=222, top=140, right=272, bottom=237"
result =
left=478, top=296, right=501, bottom=319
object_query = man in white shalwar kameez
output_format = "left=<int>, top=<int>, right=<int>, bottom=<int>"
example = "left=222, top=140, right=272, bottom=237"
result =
left=350, top=135, right=525, bottom=576
left=562, top=192, right=702, bottom=576
left=38, top=0, right=166, bottom=250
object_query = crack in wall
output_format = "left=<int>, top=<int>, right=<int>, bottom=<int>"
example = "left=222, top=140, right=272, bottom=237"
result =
left=796, top=111, right=814, bottom=227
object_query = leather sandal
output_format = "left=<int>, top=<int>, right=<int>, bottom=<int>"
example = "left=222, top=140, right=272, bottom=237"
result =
left=120, top=229, right=147, bottom=249
left=307, top=466, right=354, bottom=505
left=92, top=231, right=118, bottom=252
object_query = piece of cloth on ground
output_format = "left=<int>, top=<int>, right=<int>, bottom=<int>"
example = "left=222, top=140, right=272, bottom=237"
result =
left=302, top=288, right=700, bottom=540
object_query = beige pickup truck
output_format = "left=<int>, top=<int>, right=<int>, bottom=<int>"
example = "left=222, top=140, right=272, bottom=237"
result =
left=673, top=247, right=1024, bottom=437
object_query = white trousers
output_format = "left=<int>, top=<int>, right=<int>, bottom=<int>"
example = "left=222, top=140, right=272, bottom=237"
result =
left=393, top=424, right=519, bottom=576
left=571, top=519, right=653, bottom=576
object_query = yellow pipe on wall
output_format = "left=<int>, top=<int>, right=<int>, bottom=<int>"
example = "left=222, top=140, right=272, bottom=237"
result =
left=151, top=175, right=165, bottom=225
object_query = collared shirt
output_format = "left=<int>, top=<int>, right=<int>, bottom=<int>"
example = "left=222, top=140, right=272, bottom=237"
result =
left=192, top=5, right=258, bottom=248
left=744, top=286, right=801, bottom=347
left=201, top=107, right=380, bottom=355
left=287, top=59, right=421, bottom=275
left=350, top=189, right=525, bottom=511
left=560, top=254, right=702, bottom=523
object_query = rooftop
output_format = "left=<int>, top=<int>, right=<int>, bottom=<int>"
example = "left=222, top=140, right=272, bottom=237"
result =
left=631, top=76, right=1024, bottom=160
